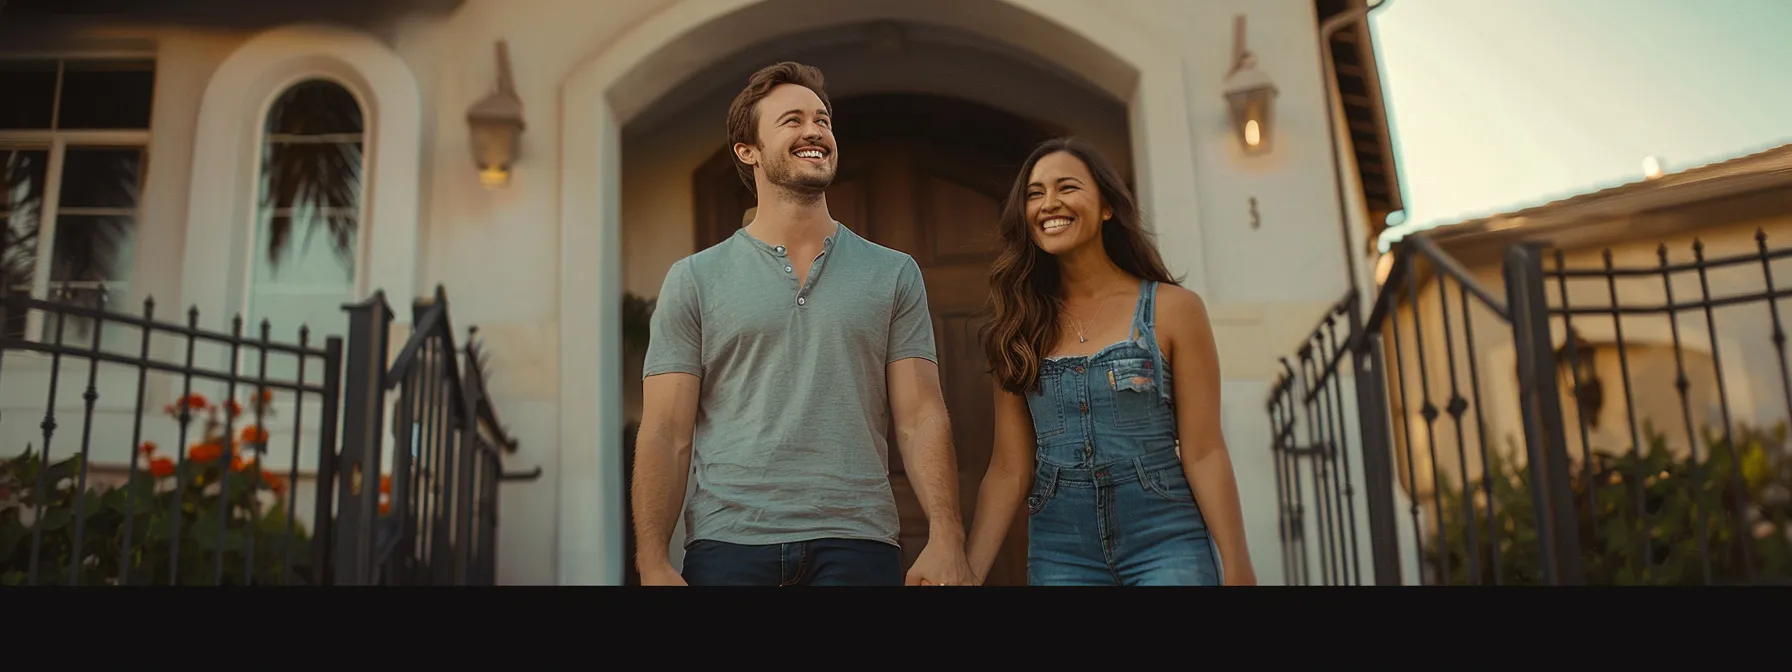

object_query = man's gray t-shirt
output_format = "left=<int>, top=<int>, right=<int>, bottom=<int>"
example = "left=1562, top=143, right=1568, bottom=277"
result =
left=642, top=221, right=937, bottom=548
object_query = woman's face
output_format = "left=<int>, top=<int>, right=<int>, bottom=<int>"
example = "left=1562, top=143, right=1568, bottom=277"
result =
left=1024, top=150, right=1111, bottom=257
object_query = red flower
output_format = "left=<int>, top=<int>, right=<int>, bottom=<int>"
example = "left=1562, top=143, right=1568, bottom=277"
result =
left=261, top=470, right=287, bottom=496
left=188, top=443, right=224, bottom=463
left=239, top=425, right=269, bottom=444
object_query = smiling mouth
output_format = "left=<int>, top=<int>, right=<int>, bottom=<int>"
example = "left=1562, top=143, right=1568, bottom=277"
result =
left=793, top=146, right=829, bottom=162
left=1040, top=216, right=1074, bottom=233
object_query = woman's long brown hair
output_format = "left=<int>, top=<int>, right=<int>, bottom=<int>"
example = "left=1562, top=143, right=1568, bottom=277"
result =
left=981, top=137, right=1180, bottom=395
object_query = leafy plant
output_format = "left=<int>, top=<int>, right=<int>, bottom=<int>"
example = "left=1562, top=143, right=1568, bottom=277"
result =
left=0, top=390, right=317, bottom=586
left=1425, top=420, right=1792, bottom=585
left=622, top=292, right=656, bottom=360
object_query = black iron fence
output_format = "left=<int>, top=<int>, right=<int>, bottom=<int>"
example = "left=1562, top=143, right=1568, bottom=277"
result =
left=337, top=286, right=541, bottom=586
left=0, top=284, right=536, bottom=586
left=1271, top=231, right=1792, bottom=586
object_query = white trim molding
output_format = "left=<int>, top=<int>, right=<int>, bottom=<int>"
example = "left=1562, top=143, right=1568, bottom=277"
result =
left=182, top=24, right=423, bottom=337
left=556, top=0, right=1203, bottom=586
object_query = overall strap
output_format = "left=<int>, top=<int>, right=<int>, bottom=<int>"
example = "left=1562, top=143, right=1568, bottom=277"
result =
left=1130, top=279, right=1173, bottom=407
left=1130, top=278, right=1157, bottom=342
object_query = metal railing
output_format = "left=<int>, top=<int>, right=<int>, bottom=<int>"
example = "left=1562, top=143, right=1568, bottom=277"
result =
left=0, top=284, right=537, bottom=586
left=1270, top=230, right=1792, bottom=585
left=333, top=285, right=541, bottom=586
left=0, top=292, right=342, bottom=585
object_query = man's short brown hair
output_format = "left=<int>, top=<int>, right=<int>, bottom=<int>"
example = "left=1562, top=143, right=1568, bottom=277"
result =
left=724, top=62, right=832, bottom=193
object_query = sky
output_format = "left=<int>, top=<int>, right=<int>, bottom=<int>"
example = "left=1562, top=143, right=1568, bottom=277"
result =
left=1367, top=0, right=1792, bottom=246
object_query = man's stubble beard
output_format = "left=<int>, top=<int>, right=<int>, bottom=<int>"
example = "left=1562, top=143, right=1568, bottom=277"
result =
left=762, top=152, right=834, bottom=206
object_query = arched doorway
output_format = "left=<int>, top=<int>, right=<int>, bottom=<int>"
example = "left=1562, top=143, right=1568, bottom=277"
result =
left=685, top=94, right=1054, bottom=585
left=573, top=0, right=1200, bottom=586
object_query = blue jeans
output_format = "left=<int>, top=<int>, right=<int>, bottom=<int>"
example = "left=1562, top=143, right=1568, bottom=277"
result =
left=1027, top=451, right=1222, bottom=586
left=681, top=538, right=902, bottom=586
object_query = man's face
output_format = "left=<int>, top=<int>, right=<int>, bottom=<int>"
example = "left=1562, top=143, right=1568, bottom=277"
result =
left=736, top=83, right=836, bottom=196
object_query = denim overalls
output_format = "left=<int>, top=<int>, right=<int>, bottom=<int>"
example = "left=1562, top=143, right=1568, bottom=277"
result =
left=1022, top=279, right=1221, bottom=585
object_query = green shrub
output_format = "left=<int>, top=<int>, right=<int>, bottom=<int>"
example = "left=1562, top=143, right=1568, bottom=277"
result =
left=1425, top=421, right=1792, bottom=585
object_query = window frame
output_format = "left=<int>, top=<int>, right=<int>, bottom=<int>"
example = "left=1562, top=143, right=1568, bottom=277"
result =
left=240, top=76, right=372, bottom=331
left=0, top=55, right=156, bottom=343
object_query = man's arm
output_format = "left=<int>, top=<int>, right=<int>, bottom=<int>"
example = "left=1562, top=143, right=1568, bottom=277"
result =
left=888, top=357, right=964, bottom=542
left=633, top=261, right=705, bottom=583
left=884, top=257, right=973, bottom=585
left=633, top=373, right=699, bottom=578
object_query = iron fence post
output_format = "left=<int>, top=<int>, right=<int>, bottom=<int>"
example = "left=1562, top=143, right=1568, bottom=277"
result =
left=1503, top=243, right=1586, bottom=585
left=312, top=336, right=345, bottom=586
left=1350, top=321, right=1405, bottom=586
left=453, top=356, right=480, bottom=585
left=335, top=294, right=393, bottom=585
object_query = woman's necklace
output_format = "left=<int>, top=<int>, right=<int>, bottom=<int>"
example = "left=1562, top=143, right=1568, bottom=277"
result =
left=1065, top=291, right=1120, bottom=344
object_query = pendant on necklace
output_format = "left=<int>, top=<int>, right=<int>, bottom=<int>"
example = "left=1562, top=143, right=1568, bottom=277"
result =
left=1078, top=334, right=1088, bottom=343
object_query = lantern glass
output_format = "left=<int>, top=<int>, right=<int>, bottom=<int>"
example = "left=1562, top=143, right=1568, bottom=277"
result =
left=1574, top=346, right=1598, bottom=381
left=1226, top=85, right=1276, bottom=154
left=470, top=120, right=520, bottom=189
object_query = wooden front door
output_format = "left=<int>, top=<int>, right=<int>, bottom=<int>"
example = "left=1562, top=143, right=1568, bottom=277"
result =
left=690, top=96, right=1050, bottom=585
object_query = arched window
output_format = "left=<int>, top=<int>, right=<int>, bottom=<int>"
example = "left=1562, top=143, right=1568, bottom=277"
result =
left=247, top=79, right=365, bottom=381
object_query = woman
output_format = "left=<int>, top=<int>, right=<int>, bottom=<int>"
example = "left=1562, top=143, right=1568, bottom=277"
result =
left=964, top=137, right=1255, bottom=586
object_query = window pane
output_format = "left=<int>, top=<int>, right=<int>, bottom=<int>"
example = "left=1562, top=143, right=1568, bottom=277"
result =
left=49, top=215, right=134, bottom=283
left=0, top=61, right=57, bottom=130
left=3, top=313, right=22, bottom=341
left=253, top=214, right=358, bottom=285
left=2, top=151, right=47, bottom=310
left=57, top=60, right=157, bottom=130
left=250, top=80, right=365, bottom=379
left=246, top=214, right=353, bottom=392
left=1, top=215, right=28, bottom=341
left=2, top=149, right=50, bottom=220
left=266, top=80, right=364, bottom=135
left=260, top=142, right=363, bottom=210
left=36, top=283, right=129, bottom=346
left=2, top=213, right=36, bottom=290
left=59, top=148, right=144, bottom=209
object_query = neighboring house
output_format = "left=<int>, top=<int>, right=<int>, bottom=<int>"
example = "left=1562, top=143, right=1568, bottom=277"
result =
left=1319, top=142, right=1792, bottom=585
left=0, top=0, right=1404, bottom=586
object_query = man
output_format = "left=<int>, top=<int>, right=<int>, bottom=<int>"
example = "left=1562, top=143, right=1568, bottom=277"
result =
left=631, top=61, right=977, bottom=587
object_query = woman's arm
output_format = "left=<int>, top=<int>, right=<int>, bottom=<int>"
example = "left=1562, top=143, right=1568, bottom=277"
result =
left=964, top=384, right=1039, bottom=583
left=1160, top=286, right=1257, bottom=585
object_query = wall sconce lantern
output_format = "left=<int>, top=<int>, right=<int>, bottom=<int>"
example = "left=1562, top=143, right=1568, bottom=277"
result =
left=467, top=40, right=526, bottom=189
left=1222, top=14, right=1277, bottom=155
left=1555, top=331, right=1604, bottom=428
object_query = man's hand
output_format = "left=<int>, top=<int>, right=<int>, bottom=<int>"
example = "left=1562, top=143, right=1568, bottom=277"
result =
left=640, top=563, right=689, bottom=586
left=905, top=535, right=977, bottom=586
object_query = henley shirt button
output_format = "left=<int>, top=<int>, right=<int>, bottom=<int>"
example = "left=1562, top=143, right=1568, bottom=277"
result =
left=775, top=245, right=786, bottom=254
left=797, top=297, right=806, bottom=306
left=785, top=265, right=793, bottom=273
